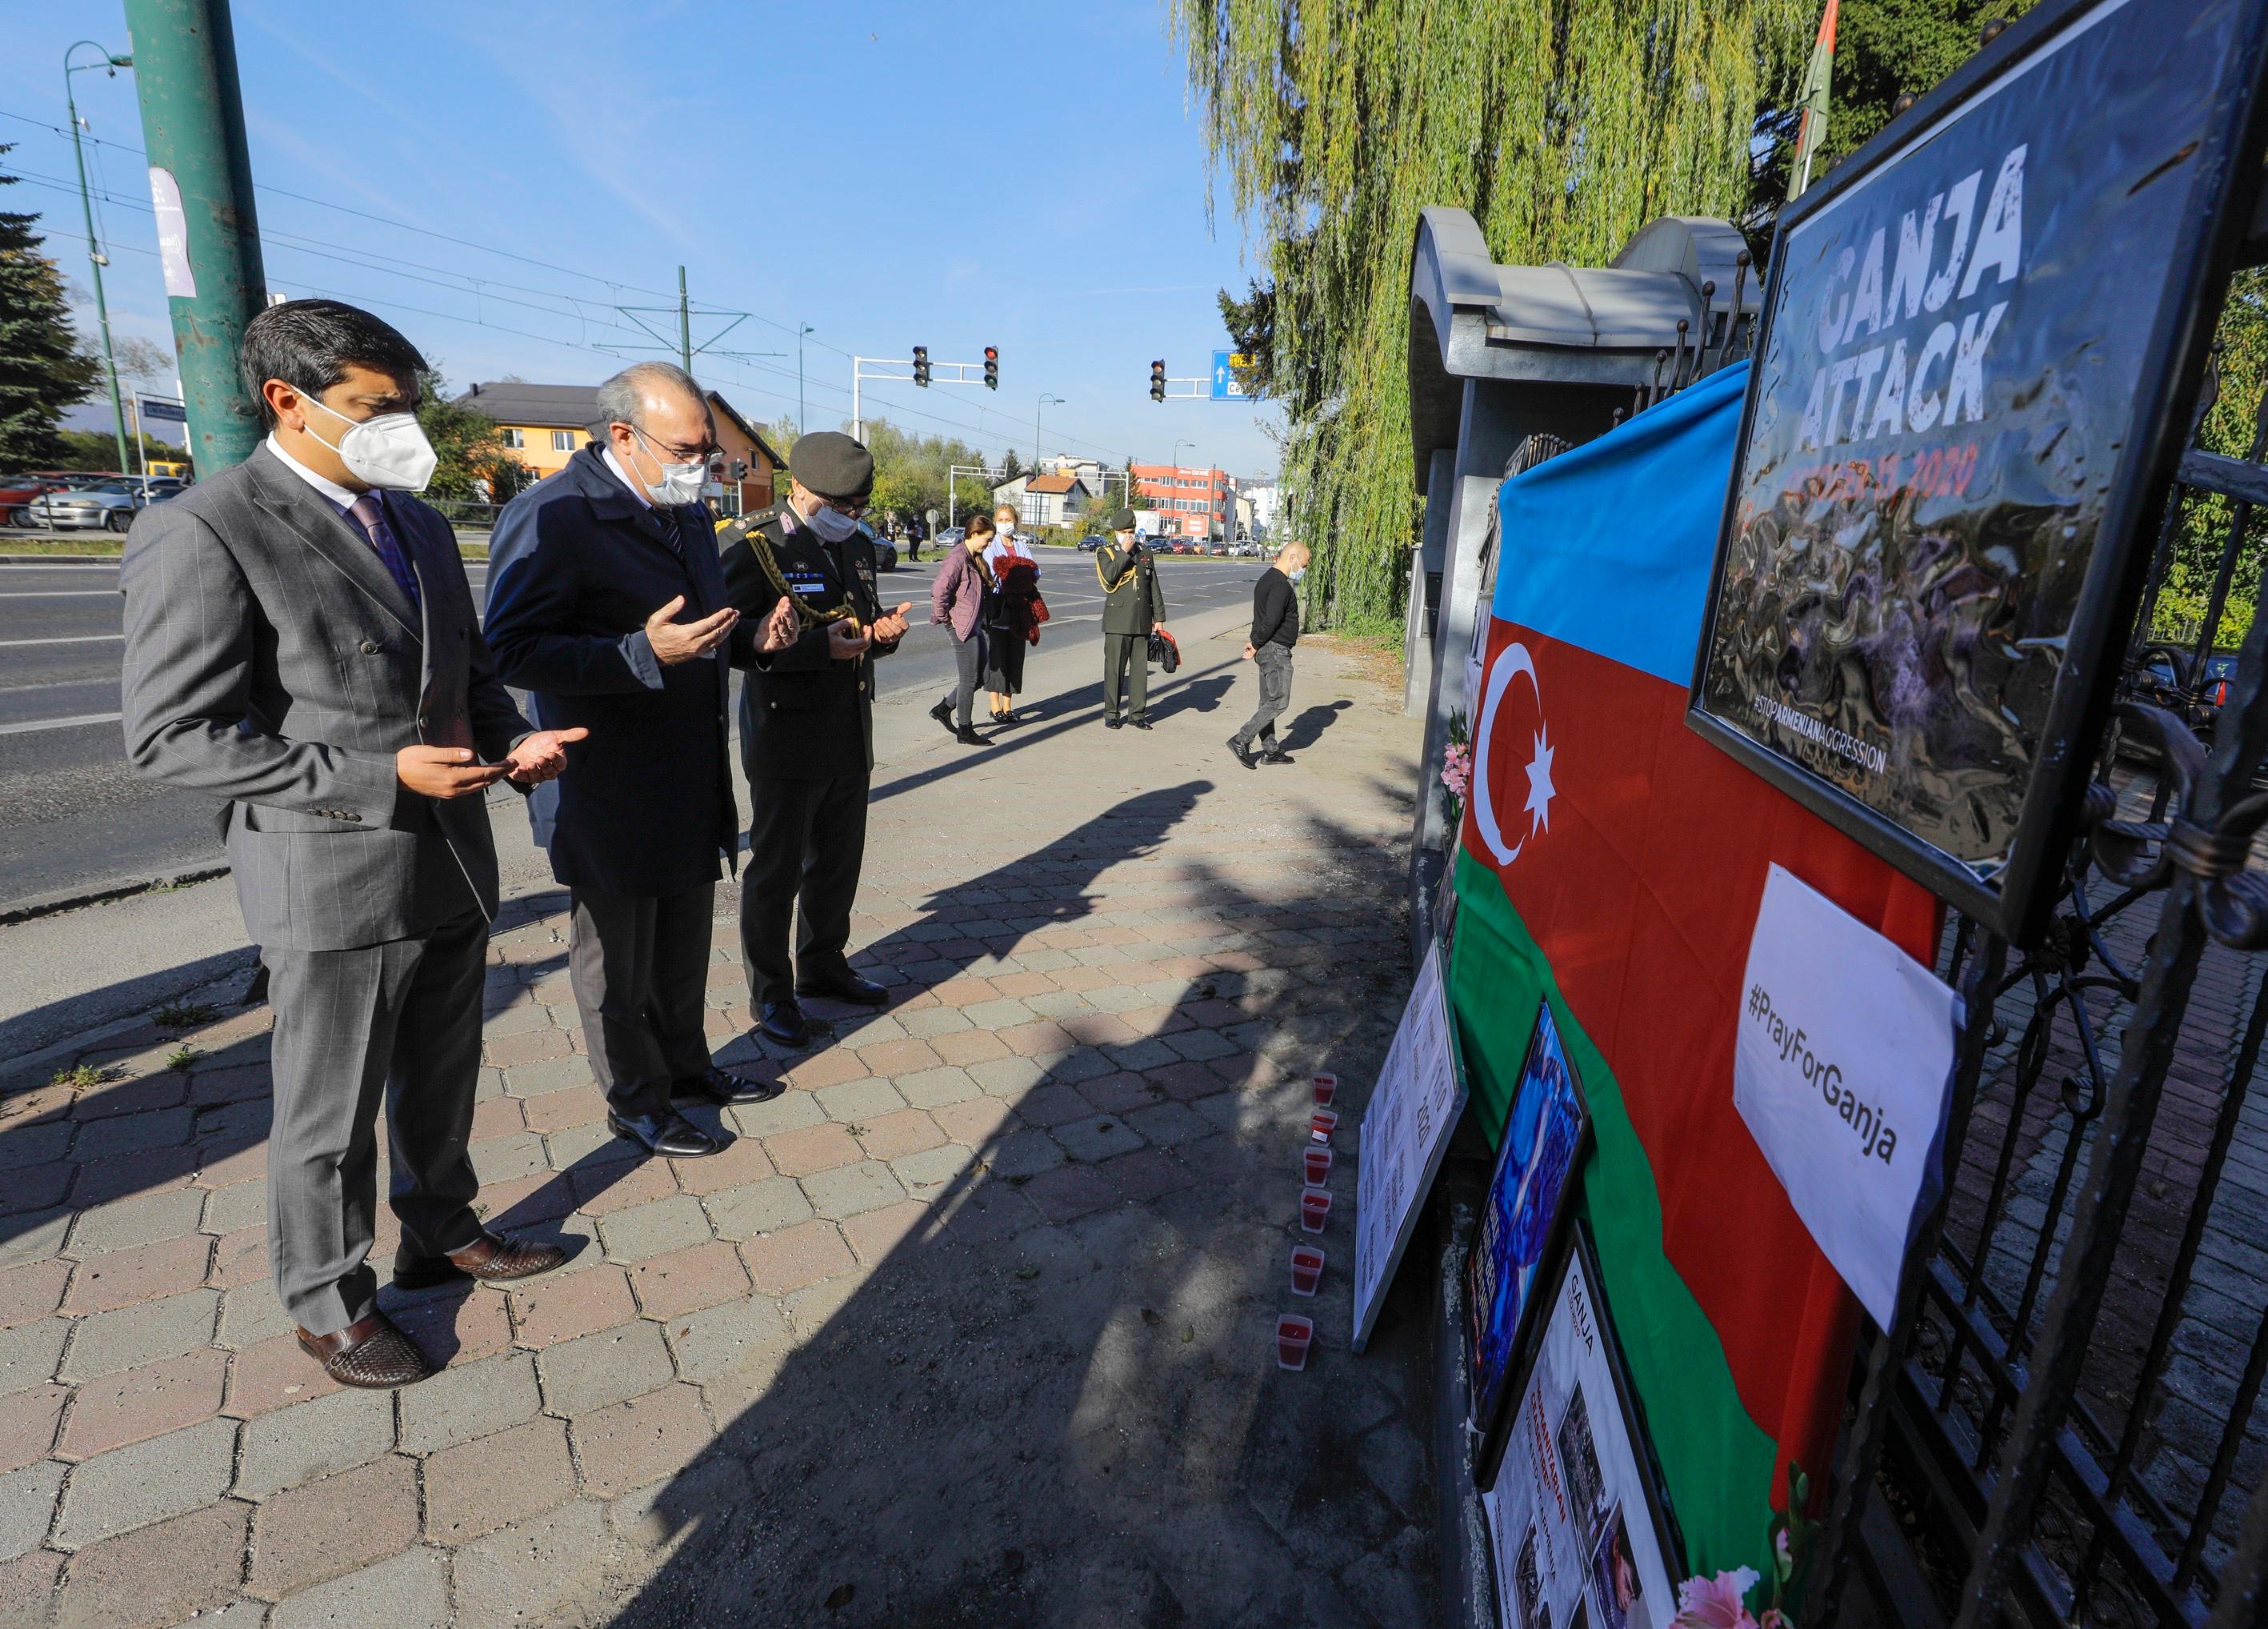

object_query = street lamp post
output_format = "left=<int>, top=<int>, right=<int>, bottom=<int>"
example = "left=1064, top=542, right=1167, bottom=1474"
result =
left=65, top=40, right=134, bottom=479
left=1035, top=393, right=1064, bottom=472
left=1171, top=438, right=1194, bottom=535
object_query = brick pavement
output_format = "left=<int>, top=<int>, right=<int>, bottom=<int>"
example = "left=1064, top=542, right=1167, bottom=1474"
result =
left=0, top=620, right=1434, bottom=1628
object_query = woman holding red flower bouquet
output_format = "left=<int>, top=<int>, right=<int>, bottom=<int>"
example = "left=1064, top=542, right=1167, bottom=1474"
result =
left=982, top=502, right=1047, bottom=724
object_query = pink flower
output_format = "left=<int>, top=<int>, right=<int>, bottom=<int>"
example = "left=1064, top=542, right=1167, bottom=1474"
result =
left=1674, top=1568, right=1762, bottom=1629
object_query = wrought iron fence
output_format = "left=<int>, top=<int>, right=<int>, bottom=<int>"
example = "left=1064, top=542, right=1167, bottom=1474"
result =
left=1813, top=343, right=2268, bottom=1628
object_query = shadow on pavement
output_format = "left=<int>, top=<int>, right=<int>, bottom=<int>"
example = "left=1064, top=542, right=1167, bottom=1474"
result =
left=1280, top=699, right=1354, bottom=752
left=610, top=781, right=1434, bottom=1627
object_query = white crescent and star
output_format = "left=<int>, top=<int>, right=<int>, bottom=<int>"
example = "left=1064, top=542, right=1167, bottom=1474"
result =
left=1471, top=639, right=1558, bottom=866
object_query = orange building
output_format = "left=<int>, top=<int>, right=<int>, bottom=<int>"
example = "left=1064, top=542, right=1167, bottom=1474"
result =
left=455, top=381, right=786, bottom=515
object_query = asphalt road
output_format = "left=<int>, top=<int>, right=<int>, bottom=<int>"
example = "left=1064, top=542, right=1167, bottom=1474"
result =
left=0, top=544, right=1265, bottom=915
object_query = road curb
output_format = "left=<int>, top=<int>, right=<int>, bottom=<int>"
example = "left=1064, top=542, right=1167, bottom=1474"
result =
left=0, top=865, right=233, bottom=927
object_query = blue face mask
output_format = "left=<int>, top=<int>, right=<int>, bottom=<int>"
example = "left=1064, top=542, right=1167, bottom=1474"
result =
left=1289, top=566, right=1307, bottom=583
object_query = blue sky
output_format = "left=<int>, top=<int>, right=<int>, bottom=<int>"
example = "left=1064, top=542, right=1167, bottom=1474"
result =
left=6, top=1, right=1282, bottom=478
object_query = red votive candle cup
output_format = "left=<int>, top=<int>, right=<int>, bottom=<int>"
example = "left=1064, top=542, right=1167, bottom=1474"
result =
left=1303, top=1145, right=1333, bottom=1186
left=1300, top=1185, right=1332, bottom=1232
left=1290, top=1245, right=1324, bottom=1297
left=1310, top=1108, right=1339, bottom=1143
left=1277, top=1314, right=1314, bottom=1371
left=1311, top=1073, right=1337, bottom=1107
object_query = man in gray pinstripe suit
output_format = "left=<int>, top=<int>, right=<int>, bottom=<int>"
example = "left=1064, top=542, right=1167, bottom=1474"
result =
left=122, top=301, right=583, bottom=1389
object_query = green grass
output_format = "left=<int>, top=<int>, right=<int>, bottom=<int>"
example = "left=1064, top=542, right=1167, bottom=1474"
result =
left=48, top=1063, right=114, bottom=1091
left=0, top=536, right=126, bottom=556
left=164, top=1044, right=199, bottom=1073
left=154, top=1001, right=218, bottom=1030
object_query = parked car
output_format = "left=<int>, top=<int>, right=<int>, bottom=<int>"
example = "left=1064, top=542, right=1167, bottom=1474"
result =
left=1075, top=533, right=1106, bottom=551
left=25, top=478, right=147, bottom=532
left=1203, top=541, right=1228, bottom=556
left=0, top=475, right=62, bottom=527
left=862, top=524, right=899, bottom=572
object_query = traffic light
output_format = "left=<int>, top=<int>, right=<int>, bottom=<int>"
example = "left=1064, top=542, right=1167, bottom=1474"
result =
left=912, top=346, right=930, bottom=387
left=1150, top=360, right=1166, bottom=402
left=983, top=346, right=998, bottom=390
left=726, top=458, right=747, bottom=480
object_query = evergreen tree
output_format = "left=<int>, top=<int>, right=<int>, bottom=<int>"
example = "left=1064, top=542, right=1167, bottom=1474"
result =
left=0, top=146, right=100, bottom=470
left=998, top=447, right=1024, bottom=485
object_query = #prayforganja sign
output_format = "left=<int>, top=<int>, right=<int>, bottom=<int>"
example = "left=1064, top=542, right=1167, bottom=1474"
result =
left=1690, top=0, right=2268, bottom=940
left=1353, top=940, right=1467, bottom=1352
left=1734, top=866, right=1958, bottom=1328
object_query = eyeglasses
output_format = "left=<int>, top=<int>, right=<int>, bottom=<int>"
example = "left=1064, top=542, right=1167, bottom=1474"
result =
left=627, top=423, right=718, bottom=464
left=819, top=496, right=869, bottom=520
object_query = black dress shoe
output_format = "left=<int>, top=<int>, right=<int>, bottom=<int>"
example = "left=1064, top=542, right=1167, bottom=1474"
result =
left=953, top=726, right=987, bottom=746
left=674, top=1064, right=786, bottom=1107
left=1131, top=717, right=1153, bottom=730
left=1105, top=716, right=1125, bottom=730
left=928, top=699, right=957, bottom=737
left=796, top=969, right=888, bottom=1006
left=1226, top=735, right=1254, bottom=770
left=758, top=998, right=813, bottom=1046
left=607, top=1109, right=721, bottom=1159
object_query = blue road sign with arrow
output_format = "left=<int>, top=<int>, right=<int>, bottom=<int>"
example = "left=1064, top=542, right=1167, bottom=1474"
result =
left=1211, top=350, right=1253, bottom=402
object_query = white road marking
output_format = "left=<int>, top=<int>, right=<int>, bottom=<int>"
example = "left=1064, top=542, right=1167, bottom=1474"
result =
left=0, top=711, right=122, bottom=736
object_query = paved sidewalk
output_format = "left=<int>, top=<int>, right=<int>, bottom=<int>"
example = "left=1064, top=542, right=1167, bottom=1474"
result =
left=0, top=610, right=1431, bottom=1628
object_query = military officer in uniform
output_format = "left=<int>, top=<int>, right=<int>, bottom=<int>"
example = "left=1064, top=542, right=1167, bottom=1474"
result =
left=720, top=432, right=914, bottom=1047
left=1095, top=509, right=1168, bottom=729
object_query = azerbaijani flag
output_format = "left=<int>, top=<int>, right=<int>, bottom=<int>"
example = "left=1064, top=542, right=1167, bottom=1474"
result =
left=1450, top=360, right=1939, bottom=1578
left=1789, top=0, right=1841, bottom=201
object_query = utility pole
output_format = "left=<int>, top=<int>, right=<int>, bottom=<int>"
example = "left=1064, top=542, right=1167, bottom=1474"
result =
left=122, top=0, right=270, bottom=473
left=796, top=322, right=814, bottom=435
left=1036, top=392, right=1064, bottom=470
left=65, top=40, right=134, bottom=478
left=676, top=266, right=692, bottom=374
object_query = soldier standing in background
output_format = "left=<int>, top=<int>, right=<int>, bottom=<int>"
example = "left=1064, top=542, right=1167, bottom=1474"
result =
left=719, top=432, right=914, bottom=1048
left=1094, top=509, right=1167, bottom=730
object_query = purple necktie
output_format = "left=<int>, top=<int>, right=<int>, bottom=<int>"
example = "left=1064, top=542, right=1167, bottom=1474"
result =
left=346, top=493, right=420, bottom=608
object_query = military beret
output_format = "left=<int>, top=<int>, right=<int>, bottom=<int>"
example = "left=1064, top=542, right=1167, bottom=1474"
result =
left=790, top=431, right=874, bottom=501
left=1106, top=507, right=1137, bottom=531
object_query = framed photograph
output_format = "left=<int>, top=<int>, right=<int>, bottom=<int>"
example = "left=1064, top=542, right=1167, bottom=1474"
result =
left=1466, top=999, right=1591, bottom=1479
left=1480, top=1224, right=1685, bottom=1629
left=1687, top=0, right=2268, bottom=943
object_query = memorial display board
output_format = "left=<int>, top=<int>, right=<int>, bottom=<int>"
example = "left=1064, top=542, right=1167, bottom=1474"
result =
left=1689, top=0, right=2268, bottom=940
left=1481, top=1226, right=1683, bottom=1629
left=1353, top=939, right=1468, bottom=1352
left=1466, top=999, right=1590, bottom=1480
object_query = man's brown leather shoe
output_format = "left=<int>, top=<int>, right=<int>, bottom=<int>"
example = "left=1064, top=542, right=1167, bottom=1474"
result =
left=296, top=1312, right=433, bottom=1389
left=393, top=1230, right=570, bottom=1291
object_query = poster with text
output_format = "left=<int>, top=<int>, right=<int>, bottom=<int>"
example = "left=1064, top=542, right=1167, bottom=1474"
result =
left=1734, top=865, right=1958, bottom=1327
left=1483, top=1235, right=1681, bottom=1629
left=1694, top=0, right=2255, bottom=923
left=1468, top=999, right=1590, bottom=1481
left=1354, top=939, right=1468, bottom=1351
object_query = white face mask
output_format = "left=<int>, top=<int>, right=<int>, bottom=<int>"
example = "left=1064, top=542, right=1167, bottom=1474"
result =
left=632, top=427, right=710, bottom=506
left=299, top=392, right=437, bottom=492
left=804, top=501, right=860, bottom=542
left=995, top=521, right=1014, bottom=538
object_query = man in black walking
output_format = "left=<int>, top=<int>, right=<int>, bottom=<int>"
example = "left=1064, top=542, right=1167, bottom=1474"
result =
left=1228, top=541, right=1308, bottom=767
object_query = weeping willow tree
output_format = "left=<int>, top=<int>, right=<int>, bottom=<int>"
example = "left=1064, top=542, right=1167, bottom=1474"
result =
left=1174, top=0, right=1818, bottom=631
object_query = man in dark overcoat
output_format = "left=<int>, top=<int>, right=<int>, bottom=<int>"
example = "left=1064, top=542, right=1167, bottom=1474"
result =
left=486, top=362, right=798, bottom=1158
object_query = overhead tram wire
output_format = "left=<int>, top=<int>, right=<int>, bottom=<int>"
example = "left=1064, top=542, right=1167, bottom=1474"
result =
left=3, top=117, right=1138, bottom=463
